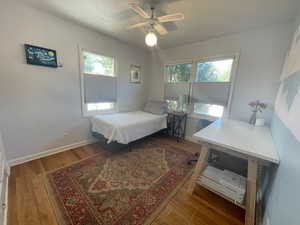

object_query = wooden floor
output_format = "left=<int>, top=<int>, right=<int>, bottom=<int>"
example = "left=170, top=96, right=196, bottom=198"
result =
left=8, top=135, right=245, bottom=225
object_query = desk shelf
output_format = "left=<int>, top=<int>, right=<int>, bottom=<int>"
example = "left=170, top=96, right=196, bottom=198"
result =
left=196, top=181, right=246, bottom=210
left=195, top=163, right=246, bottom=210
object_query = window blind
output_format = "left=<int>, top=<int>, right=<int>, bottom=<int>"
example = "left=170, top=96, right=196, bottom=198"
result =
left=84, top=74, right=117, bottom=103
left=191, top=83, right=231, bottom=106
left=164, top=83, right=190, bottom=101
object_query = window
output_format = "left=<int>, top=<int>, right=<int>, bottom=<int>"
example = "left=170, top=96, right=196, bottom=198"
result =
left=87, top=102, right=115, bottom=111
left=83, top=51, right=114, bottom=76
left=80, top=50, right=117, bottom=116
left=196, top=58, right=234, bottom=82
left=165, top=63, right=192, bottom=111
left=166, top=63, right=192, bottom=83
left=193, top=103, right=224, bottom=118
left=164, top=55, right=238, bottom=119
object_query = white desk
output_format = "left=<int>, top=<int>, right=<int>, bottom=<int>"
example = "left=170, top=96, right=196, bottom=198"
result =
left=188, top=119, right=279, bottom=225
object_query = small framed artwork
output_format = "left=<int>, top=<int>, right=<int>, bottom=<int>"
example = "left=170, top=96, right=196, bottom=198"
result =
left=130, top=64, right=141, bottom=83
left=24, top=44, right=58, bottom=68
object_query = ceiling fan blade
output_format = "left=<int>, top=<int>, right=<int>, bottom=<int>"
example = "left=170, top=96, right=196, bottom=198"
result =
left=154, top=23, right=168, bottom=35
left=158, top=13, right=184, bottom=23
left=128, top=2, right=150, bottom=19
left=127, top=22, right=149, bottom=30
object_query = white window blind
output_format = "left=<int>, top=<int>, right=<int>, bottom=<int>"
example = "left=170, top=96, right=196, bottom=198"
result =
left=191, top=83, right=231, bottom=106
left=84, top=75, right=117, bottom=103
left=164, top=83, right=190, bottom=101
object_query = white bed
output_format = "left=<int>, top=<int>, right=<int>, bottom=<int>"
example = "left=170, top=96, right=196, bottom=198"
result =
left=91, top=111, right=167, bottom=144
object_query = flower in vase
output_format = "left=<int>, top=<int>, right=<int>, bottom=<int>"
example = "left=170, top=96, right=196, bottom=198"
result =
left=248, top=100, right=268, bottom=125
left=248, top=100, right=268, bottom=112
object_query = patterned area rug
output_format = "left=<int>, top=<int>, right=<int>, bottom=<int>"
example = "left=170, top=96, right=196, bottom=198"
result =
left=45, top=140, right=194, bottom=225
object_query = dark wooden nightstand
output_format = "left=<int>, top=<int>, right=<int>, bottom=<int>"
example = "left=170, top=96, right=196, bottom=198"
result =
left=167, top=111, right=188, bottom=142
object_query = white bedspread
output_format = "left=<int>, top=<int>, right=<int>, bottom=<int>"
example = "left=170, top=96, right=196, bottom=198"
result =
left=91, top=111, right=167, bottom=144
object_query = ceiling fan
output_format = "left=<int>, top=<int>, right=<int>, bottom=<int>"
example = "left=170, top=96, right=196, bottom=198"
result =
left=127, top=1, right=184, bottom=47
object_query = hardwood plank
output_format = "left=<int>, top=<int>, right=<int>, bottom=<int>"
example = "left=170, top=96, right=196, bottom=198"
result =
left=26, top=159, right=45, bottom=175
left=21, top=162, right=58, bottom=225
left=8, top=136, right=245, bottom=225
left=16, top=165, right=41, bottom=225
left=40, top=154, right=66, bottom=172
left=155, top=199, right=195, bottom=225
left=57, top=151, right=80, bottom=166
left=82, top=144, right=101, bottom=155
left=173, top=186, right=242, bottom=225
left=193, top=185, right=245, bottom=224
left=71, top=147, right=92, bottom=159
left=31, top=175, right=58, bottom=225
left=191, top=211, right=218, bottom=225
left=8, top=173, right=18, bottom=225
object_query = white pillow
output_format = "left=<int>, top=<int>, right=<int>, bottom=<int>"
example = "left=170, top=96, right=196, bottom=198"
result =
left=144, top=101, right=168, bottom=115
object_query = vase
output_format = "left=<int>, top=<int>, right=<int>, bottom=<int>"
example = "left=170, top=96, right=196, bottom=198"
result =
left=249, top=111, right=257, bottom=125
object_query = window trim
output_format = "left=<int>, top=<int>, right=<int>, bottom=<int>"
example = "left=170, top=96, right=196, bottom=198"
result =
left=79, top=47, right=118, bottom=117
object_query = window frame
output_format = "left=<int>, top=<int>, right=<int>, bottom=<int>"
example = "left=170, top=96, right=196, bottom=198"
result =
left=194, top=55, right=236, bottom=83
left=79, top=47, right=118, bottom=117
left=163, top=53, right=239, bottom=119
left=192, top=54, right=239, bottom=118
left=164, top=60, right=194, bottom=84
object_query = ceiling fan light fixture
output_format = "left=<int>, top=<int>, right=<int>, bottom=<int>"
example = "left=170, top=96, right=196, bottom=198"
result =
left=145, top=31, right=157, bottom=47
left=128, top=4, right=184, bottom=47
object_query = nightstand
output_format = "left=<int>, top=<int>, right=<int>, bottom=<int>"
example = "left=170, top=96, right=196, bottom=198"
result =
left=167, top=111, right=188, bottom=142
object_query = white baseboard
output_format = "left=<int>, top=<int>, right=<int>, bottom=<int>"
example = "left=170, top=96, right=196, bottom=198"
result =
left=8, top=139, right=97, bottom=167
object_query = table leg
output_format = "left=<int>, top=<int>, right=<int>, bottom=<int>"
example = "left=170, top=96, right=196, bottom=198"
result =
left=187, top=145, right=210, bottom=194
left=256, top=165, right=263, bottom=225
left=245, top=159, right=258, bottom=225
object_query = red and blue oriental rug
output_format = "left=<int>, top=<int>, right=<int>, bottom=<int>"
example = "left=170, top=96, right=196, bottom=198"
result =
left=45, top=140, right=194, bottom=225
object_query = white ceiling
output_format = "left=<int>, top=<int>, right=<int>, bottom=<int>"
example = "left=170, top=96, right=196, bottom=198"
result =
left=22, top=0, right=300, bottom=49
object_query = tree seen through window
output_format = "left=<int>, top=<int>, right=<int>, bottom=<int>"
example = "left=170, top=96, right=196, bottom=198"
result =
left=83, top=51, right=114, bottom=76
left=166, top=63, right=192, bottom=83
left=196, top=59, right=233, bottom=82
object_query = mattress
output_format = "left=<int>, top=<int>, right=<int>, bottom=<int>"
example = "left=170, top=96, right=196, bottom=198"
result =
left=91, top=111, right=167, bottom=144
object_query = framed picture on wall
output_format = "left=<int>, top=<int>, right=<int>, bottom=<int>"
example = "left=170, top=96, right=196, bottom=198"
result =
left=24, top=44, right=58, bottom=68
left=130, top=64, right=141, bottom=83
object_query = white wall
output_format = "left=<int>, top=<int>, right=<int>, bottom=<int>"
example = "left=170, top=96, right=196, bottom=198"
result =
left=0, top=131, right=6, bottom=160
left=148, top=23, right=293, bottom=132
left=0, top=0, right=150, bottom=160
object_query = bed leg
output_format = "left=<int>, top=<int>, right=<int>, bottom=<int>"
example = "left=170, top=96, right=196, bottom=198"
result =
left=128, top=143, right=132, bottom=152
